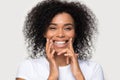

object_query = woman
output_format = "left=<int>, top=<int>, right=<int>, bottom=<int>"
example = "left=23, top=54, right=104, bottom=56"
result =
left=16, top=0, right=104, bottom=80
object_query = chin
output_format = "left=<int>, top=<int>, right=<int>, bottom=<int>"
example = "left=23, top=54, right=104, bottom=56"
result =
left=54, top=47, right=65, bottom=54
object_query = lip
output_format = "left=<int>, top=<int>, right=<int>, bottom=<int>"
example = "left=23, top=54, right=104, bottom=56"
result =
left=53, top=40, right=69, bottom=48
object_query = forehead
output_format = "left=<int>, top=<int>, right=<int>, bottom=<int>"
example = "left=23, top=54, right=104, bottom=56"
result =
left=50, top=12, right=74, bottom=24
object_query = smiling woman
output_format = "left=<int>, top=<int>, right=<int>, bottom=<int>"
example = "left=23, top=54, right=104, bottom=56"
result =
left=16, top=0, right=104, bottom=80
left=44, top=12, right=75, bottom=53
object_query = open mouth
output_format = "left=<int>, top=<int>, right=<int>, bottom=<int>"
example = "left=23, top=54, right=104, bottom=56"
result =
left=53, top=40, right=69, bottom=48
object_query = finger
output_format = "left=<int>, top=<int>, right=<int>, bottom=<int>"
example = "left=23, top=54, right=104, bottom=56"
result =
left=51, top=49, right=55, bottom=57
left=64, top=54, right=70, bottom=64
left=64, top=53, right=71, bottom=57
left=69, top=38, right=73, bottom=50
left=45, top=39, right=50, bottom=54
left=66, top=56, right=69, bottom=64
left=46, top=38, right=53, bottom=49
left=49, top=39, right=54, bottom=53
left=46, top=39, right=52, bottom=55
left=50, top=39, right=54, bottom=51
left=57, top=49, right=68, bottom=55
left=75, top=53, right=79, bottom=58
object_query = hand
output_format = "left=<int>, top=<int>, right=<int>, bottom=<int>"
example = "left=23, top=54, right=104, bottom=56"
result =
left=46, top=38, right=58, bottom=80
left=57, top=38, right=85, bottom=80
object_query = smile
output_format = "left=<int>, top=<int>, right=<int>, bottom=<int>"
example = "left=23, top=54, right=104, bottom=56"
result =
left=53, top=40, right=68, bottom=48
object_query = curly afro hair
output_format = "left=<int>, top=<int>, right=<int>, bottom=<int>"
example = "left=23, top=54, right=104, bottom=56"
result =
left=23, top=0, right=97, bottom=60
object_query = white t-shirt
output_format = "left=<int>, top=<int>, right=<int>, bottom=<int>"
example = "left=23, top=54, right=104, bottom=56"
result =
left=16, top=56, right=104, bottom=80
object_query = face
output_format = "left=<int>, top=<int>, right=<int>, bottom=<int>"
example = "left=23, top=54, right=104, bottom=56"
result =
left=44, top=12, right=75, bottom=53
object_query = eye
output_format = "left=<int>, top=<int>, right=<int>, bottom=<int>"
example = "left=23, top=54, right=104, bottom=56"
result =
left=64, top=26, right=73, bottom=31
left=48, top=26, right=56, bottom=30
left=65, top=27, right=72, bottom=30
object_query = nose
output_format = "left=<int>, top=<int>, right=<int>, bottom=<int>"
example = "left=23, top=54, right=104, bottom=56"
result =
left=56, top=29, right=65, bottom=38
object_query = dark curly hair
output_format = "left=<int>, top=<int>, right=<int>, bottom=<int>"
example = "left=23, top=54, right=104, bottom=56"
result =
left=23, top=0, right=97, bottom=60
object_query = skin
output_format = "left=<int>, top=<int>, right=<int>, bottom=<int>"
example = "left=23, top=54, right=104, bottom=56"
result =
left=16, top=12, right=85, bottom=80
left=45, top=12, right=85, bottom=80
left=16, top=78, right=24, bottom=80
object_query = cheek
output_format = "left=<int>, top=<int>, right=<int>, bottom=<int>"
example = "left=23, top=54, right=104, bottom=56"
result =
left=45, top=32, right=55, bottom=39
left=66, top=31, right=75, bottom=38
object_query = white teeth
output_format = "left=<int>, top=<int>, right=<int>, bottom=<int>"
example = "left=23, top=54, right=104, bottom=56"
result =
left=55, top=41, right=65, bottom=44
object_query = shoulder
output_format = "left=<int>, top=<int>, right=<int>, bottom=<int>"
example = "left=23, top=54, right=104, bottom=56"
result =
left=78, top=60, right=104, bottom=80
left=16, top=58, right=36, bottom=77
left=78, top=60, right=102, bottom=70
left=16, top=59, right=33, bottom=79
left=16, top=56, right=48, bottom=79
left=19, top=56, right=48, bottom=66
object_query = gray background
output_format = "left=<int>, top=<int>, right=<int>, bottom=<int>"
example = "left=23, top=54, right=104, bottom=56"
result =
left=0, top=0, right=120, bottom=80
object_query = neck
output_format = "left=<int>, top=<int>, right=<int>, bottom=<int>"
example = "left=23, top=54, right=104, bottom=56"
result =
left=55, top=54, right=68, bottom=66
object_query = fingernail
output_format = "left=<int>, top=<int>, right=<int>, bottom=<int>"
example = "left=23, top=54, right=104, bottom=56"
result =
left=47, top=39, right=48, bottom=41
left=69, top=38, right=71, bottom=42
left=52, top=50, right=55, bottom=55
left=50, top=43, right=52, bottom=46
left=50, top=39, right=52, bottom=42
left=57, top=52, right=60, bottom=55
left=64, top=54, right=67, bottom=56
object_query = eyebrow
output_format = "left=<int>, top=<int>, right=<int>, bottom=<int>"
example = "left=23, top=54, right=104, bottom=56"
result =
left=49, top=23, right=74, bottom=27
